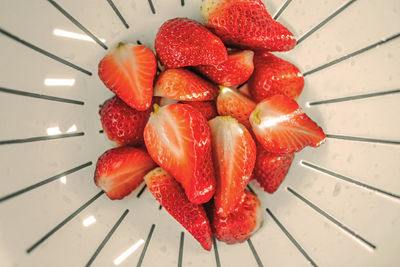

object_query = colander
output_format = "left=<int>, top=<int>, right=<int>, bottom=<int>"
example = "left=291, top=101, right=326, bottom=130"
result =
left=1, top=0, right=399, bottom=266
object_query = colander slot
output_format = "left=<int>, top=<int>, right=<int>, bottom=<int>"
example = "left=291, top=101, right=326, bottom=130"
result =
left=106, top=0, right=129, bottom=29
left=26, top=191, right=104, bottom=254
left=286, top=187, right=376, bottom=251
left=212, top=236, right=221, bottom=267
left=273, top=0, right=293, bottom=20
left=147, top=0, right=156, bottom=14
left=247, top=238, right=264, bottom=267
left=137, top=184, right=147, bottom=198
left=178, top=232, right=184, bottom=267
left=137, top=224, right=156, bottom=266
left=0, top=132, right=84, bottom=146
left=326, top=134, right=400, bottom=146
left=0, top=28, right=92, bottom=75
left=266, top=208, right=318, bottom=267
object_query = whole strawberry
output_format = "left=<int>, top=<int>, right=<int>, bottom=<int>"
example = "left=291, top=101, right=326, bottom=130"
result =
left=155, top=18, right=228, bottom=68
left=195, top=50, right=254, bottom=87
left=253, top=146, right=294, bottom=193
left=210, top=189, right=263, bottom=244
left=145, top=167, right=213, bottom=250
left=248, top=52, right=304, bottom=102
left=99, top=96, right=150, bottom=146
left=144, top=104, right=216, bottom=204
left=201, top=0, right=296, bottom=51
left=98, top=43, right=156, bottom=111
left=94, top=146, right=156, bottom=200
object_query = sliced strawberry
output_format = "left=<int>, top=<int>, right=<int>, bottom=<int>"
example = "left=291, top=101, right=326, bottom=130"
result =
left=145, top=167, right=213, bottom=250
left=94, top=146, right=156, bottom=200
left=217, top=86, right=256, bottom=129
left=250, top=94, right=326, bottom=153
left=98, top=43, right=156, bottom=111
left=155, top=18, right=227, bottom=68
left=179, top=101, right=217, bottom=121
left=144, top=104, right=216, bottom=204
left=201, top=0, right=296, bottom=51
left=248, top=52, right=304, bottom=102
left=210, top=189, right=263, bottom=244
left=209, top=116, right=256, bottom=217
left=99, top=96, right=151, bottom=146
left=195, top=50, right=254, bottom=86
left=253, top=146, right=294, bottom=193
left=154, top=69, right=219, bottom=101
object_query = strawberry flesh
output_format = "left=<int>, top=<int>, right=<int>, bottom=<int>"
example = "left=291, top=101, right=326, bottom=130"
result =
left=179, top=100, right=218, bottom=121
left=145, top=167, right=213, bottom=250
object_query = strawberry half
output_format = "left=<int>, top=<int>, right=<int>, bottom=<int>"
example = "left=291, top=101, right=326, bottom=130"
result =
left=144, top=104, right=216, bottom=204
left=94, top=146, right=156, bottom=200
left=98, top=43, right=157, bottom=111
left=145, top=167, right=213, bottom=250
left=253, top=146, right=294, bottom=193
left=209, top=116, right=256, bottom=217
left=99, top=96, right=150, bottom=146
left=195, top=50, right=254, bottom=86
left=179, top=101, right=217, bottom=121
left=155, top=18, right=228, bottom=68
left=248, top=52, right=304, bottom=102
left=154, top=68, right=218, bottom=101
left=250, top=94, right=326, bottom=153
left=210, top=189, right=263, bottom=244
left=201, top=0, right=296, bottom=51
left=217, top=86, right=256, bottom=129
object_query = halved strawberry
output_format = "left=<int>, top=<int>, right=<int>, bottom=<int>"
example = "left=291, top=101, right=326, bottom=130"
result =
left=145, top=167, right=213, bottom=250
left=195, top=50, right=254, bottom=86
left=210, top=189, right=263, bottom=244
left=144, top=104, right=216, bottom=204
left=154, top=69, right=219, bottom=101
left=99, top=96, right=151, bottom=146
left=179, top=101, right=217, bottom=121
left=201, top=0, right=296, bottom=51
left=155, top=18, right=227, bottom=68
left=217, top=86, right=256, bottom=129
left=209, top=116, right=256, bottom=217
left=248, top=52, right=304, bottom=102
left=94, top=146, right=156, bottom=200
left=98, top=43, right=157, bottom=111
left=253, top=146, right=294, bottom=193
left=250, top=94, right=326, bottom=153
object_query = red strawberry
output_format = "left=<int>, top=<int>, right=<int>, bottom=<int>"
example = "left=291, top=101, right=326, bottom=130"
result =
left=145, top=167, right=213, bottom=250
left=179, top=101, right=217, bottom=121
left=154, top=68, right=219, bottom=101
left=155, top=18, right=227, bottom=68
left=94, top=146, right=156, bottom=200
left=195, top=50, right=254, bottom=86
left=250, top=94, right=326, bottom=153
left=211, top=189, right=263, bottom=244
left=248, top=52, right=304, bottom=102
left=253, top=146, right=294, bottom=193
left=99, top=96, right=150, bottom=146
left=144, top=104, right=216, bottom=204
left=201, top=0, right=296, bottom=51
left=209, top=116, right=256, bottom=217
left=216, top=86, right=256, bottom=129
left=98, top=43, right=157, bottom=111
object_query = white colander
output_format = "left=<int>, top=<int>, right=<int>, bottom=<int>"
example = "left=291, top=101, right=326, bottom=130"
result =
left=1, top=0, right=399, bottom=266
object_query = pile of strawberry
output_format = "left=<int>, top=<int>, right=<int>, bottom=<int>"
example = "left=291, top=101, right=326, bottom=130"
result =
left=94, top=0, right=326, bottom=251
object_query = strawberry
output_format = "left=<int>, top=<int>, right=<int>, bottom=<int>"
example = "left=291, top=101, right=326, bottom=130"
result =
left=195, top=50, right=254, bottom=86
left=248, top=52, right=304, bottom=102
left=210, top=189, right=263, bottom=244
left=209, top=116, right=256, bottom=217
left=145, top=167, right=213, bottom=250
left=155, top=18, right=227, bottom=68
left=144, top=104, right=216, bottom=204
left=250, top=94, right=326, bottom=153
left=99, top=96, right=150, bottom=146
left=216, top=86, right=256, bottom=129
left=201, top=0, right=296, bottom=51
left=179, top=101, right=217, bottom=121
left=253, top=146, right=294, bottom=193
left=154, top=68, right=218, bottom=101
left=98, top=43, right=157, bottom=111
left=94, top=146, right=156, bottom=200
